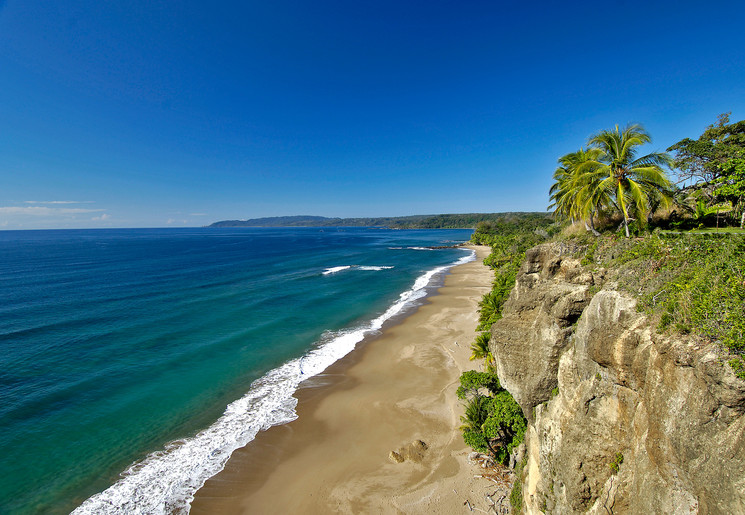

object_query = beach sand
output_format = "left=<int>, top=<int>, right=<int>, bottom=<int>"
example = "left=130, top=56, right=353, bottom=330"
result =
left=191, top=245, right=506, bottom=514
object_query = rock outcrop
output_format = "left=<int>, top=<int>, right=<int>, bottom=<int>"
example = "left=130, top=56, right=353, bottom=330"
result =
left=490, top=243, right=745, bottom=514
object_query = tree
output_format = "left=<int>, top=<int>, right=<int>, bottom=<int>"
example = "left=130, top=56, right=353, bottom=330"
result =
left=667, top=114, right=745, bottom=227
left=469, top=332, right=494, bottom=365
left=713, top=153, right=745, bottom=227
left=549, top=148, right=605, bottom=233
left=579, top=124, right=674, bottom=237
left=457, top=369, right=527, bottom=463
left=480, top=391, right=526, bottom=463
left=668, top=113, right=745, bottom=184
left=456, top=369, right=501, bottom=400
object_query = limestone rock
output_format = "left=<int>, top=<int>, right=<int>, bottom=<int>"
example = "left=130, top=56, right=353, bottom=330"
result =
left=389, top=439, right=429, bottom=464
left=491, top=243, right=593, bottom=421
left=388, top=451, right=404, bottom=464
left=490, top=242, right=745, bottom=514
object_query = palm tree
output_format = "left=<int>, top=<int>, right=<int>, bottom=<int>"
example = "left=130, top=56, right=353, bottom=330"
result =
left=548, top=159, right=577, bottom=223
left=460, top=395, right=490, bottom=432
left=580, top=124, right=674, bottom=237
left=549, top=148, right=605, bottom=233
left=469, top=332, right=493, bottom=365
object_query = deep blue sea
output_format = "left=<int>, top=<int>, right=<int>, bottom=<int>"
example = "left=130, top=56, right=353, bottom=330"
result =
left=0, top=227, right=473, bottom=514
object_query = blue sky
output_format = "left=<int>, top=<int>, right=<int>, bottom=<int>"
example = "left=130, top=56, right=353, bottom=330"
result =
left=1, top=0, right=744, bottom=229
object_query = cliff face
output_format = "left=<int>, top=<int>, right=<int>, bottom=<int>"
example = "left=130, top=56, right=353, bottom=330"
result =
left=490, top=243, right=745, bottom=514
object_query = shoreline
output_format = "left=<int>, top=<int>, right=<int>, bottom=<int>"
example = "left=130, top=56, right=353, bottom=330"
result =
left=191, top=245, right=495, bottom=513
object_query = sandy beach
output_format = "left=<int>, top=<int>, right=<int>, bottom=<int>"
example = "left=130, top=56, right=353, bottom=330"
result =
left=191, top=245, right=502, bottom=514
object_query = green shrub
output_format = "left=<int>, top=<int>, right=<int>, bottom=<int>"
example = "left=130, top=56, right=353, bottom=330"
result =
left=459, top=370, right=527, bottom=465
left=609, top=452, right=624, bottom=473
left=456, top=370, right=501, bottom=400
left=510, top=458, right=526, bottom=513
left=462, top=429, right=490, bottom=454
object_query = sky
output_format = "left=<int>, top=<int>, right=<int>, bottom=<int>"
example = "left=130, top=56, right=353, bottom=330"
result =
left=1, top=0, right=745, bottom=229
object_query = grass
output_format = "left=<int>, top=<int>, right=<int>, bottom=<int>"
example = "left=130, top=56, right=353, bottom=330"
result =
left=581, top=233, right=745, bottom=379
left=660, top=227, right=745, bottom=235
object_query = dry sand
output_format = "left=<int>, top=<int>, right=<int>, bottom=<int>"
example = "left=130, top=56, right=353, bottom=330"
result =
left=191, top=245, right=509, bottom=514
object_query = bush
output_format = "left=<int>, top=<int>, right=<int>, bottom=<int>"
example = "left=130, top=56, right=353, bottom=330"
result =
left=456, top=370, right=501, bottom=399
left=609, top=452, right=624, bottom=473
left=459, top=370, right=526, bottom=465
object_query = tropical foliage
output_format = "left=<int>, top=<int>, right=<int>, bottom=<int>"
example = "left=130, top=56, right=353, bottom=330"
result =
left=459, top=222, right=541, bottom=464
left=713, top=153, right=745, bottom=227
left=469, top=331, right=494, bottom=365
left=668, top=114, right=745, bottom=228
left=667, top=112, right=745, bottom=184
left=549, top=124, right=675, bottom=237
left=457, top=370, right=526, bottom=464
left=472, top=220, right=548, bottom=330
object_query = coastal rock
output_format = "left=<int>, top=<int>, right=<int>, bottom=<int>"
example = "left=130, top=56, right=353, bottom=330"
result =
left=389, top=451, right=404, bottom=464
left=389, top=440, right=429, bottom=464
left=490, top=242, right=745, bottom=514
left=490, top=243, right=593, bottom=422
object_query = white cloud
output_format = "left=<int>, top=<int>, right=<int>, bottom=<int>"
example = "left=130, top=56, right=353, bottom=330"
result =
left=190, top=212, right=208, bottom=216
left=0, top=206, right=104, bottom=216
left=0, top=203, right=112, bottom=229
left=24, top=200, right=95, bottom=204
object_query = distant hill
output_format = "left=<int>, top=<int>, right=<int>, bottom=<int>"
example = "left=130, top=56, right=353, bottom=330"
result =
left=208, top=212, right=552, bottom=229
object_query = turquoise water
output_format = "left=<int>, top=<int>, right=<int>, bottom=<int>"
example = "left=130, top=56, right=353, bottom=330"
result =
left=0, top=227, right=472, bottom=514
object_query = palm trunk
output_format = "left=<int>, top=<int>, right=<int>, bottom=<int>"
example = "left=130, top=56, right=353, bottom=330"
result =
left=622, top=213, right=630, bottom=237
left=617, top=181, right=630, bottom=237
left=584, top=221, right=601, bottom=237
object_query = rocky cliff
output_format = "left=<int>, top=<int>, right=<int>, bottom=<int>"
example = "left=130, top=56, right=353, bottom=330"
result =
left=490, top=242, right=745, bottom=514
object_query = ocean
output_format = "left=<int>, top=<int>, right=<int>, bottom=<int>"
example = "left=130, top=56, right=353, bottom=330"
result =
left=0, top=227, right=473, bottom=514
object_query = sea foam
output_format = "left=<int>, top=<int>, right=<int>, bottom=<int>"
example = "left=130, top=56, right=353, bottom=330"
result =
left=323, top=265, right=394, bottom=275
left=72, top=249, right=475, bottom=514
left=322, top=265, right=352, bottom=275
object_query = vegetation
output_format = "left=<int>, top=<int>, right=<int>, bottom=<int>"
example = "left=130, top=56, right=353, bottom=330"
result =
left=472, top=217, right=553, bottom=330
left=510, top=457, right=526, bottom=513
left=609, top=452, right=624, bottom=474
left=549, top=124, right=675, bottom=237
left=578, top=233, right=745, bottom=379
left=469, top=331, right=493, bottom=365
left=457, top=370, right=526, bottom=464
left=667, top=113, right=745, bottom=229
left=209, top=212, right=552, bottom=229
left=667, top=112, right=745, bottom=184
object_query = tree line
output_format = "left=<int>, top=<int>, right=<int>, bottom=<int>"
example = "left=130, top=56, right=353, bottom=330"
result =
left=210, top=212, right=552, bottom=229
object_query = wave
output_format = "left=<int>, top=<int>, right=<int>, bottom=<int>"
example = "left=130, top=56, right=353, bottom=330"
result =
left=322, top=266, right=352, bottom=275
left=323, top=265, right=394, bottom=275
left=72, top=249, right=475, bottom=515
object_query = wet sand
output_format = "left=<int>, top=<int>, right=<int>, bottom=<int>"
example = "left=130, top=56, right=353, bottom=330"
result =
left=191, top=245, right=495, bottom=514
